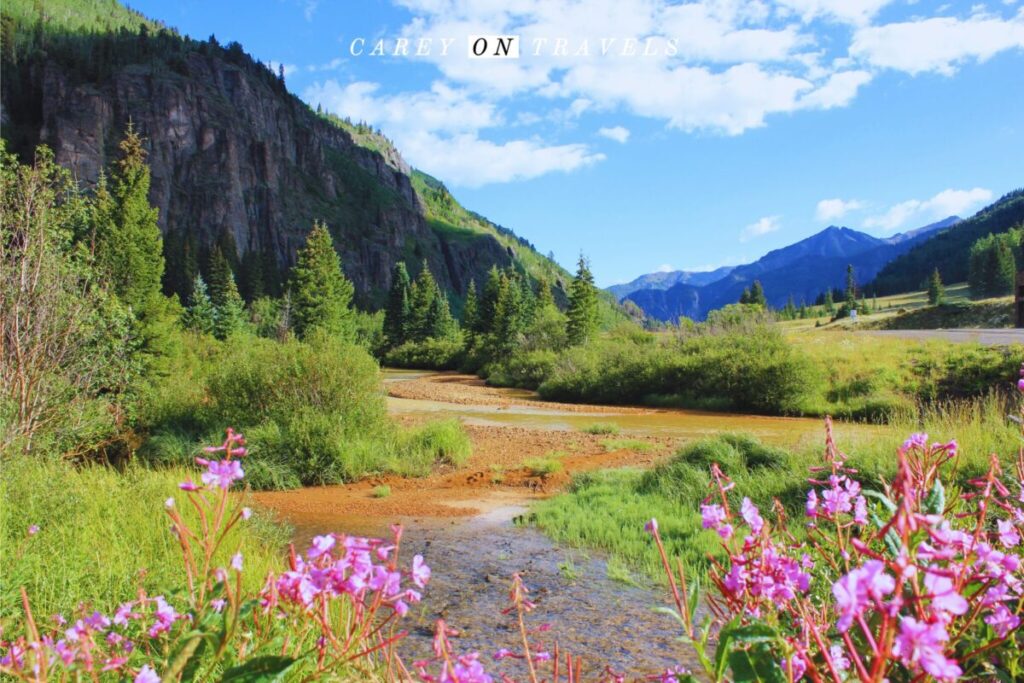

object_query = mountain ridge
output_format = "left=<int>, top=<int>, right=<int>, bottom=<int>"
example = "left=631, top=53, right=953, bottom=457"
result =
left=0, top=0, right=571, bottom=309
left=622, top=217, right=958, bottom=321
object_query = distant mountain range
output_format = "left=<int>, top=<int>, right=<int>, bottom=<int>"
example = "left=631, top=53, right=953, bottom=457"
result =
left=617, top=217, right=960, bottom=322
left=607, top=266, right=736, bottom=300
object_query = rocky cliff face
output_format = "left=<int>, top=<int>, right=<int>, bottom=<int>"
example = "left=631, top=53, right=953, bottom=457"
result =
left=4, top=45, right=518, bottom=306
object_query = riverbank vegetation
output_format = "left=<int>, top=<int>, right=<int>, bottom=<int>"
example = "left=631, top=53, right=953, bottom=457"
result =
left=530, top=392, right=1018, bottom=579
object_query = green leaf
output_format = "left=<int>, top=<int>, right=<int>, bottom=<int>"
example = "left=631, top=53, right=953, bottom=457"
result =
left=220, top=656, right=296, bottom=683
left=652, top=606, right=687, bottom=628
left=862, top=489, right=896, bottom=514
left=162, top=631, right=207, bottom=683
left=924, top=479, right=945, bottom=516
left=728, top=646, right=787, bottom=683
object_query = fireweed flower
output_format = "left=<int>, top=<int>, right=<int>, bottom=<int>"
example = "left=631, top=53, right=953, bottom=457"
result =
left=922, top=570, right=968, bottom=619
left=780, top=654, right=806, bottom=681
left=740, top=498, right=764, bottom=534
left=231, top=552, right=243, bottom=572
left=644, top=517, right=659, bottom=535
left=832, top=560, right=895, bottom=632
left=198, top=458, right=244, bottom=490
left=997, top=519, right=1020, bottom=548
left=892, top=617, right=962, bottom=681
left=902, top=433, right=928, bottom=452
left=805, top=490, right=818, bottom=517
left=700, top=504, right=725, bottom=529
left=412, top=554, right=431, bottom=588
left=241, top=507, right=252, bottom=520
left=27, top=524, right=39, bottom=536
left=307, top=534, right=336, bottom=558
left=984, top=602, right=1021, bottom=638
left=135, top=664, right=160, bottom=683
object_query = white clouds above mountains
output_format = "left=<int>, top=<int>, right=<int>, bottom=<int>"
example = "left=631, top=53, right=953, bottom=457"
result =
left=301, top=1, right=1024, bottom=186
left=741, top=215, right=782, bottom=242
left=863, top=188, right=994, bottom=232
left=816, top=198, right=865, bottom=222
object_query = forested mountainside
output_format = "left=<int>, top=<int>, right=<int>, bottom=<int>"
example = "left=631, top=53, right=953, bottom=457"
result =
left=870, top=190, right=1024, bottom=295
left=624, top=220, right=954, bottom=321
left=0, top=0, right=570, bottom=308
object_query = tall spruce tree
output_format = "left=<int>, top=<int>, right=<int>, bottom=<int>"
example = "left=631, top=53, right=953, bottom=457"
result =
left=844, top=264, right=857, bottom=305
left=206, top=246, right=233, bottom=307
left=94, top=124, right=163, bottom=311
left=462, top=280, right=480, bottom=334
left=384, top=262, right=411, bottom=348
left=214, top=272, right=246, bottom=340
left=478, top=266, right=504, bottom=335
left=289, top=221, right=355, bottom=340
left=566, top=254, right=599, bottom=346
left=183, top=274, right=215, bottom=334
left=749, top=280, right=767, bottom=307
left=927, top=268, right=945, bottom=305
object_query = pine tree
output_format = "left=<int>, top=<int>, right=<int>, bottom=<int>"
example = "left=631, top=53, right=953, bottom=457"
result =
left=749, top=280, right=767, bottom=307
left=844, top=264, right=857, bottom=305
left=206, top=246, right=233, bottom=307
left=94, top=124, right=163, bottom=311
left=823, top=289, right=835, bottom=314
left=183, top=274, right=215, bottom=335
left=462, top=280, right=480, bottom=333
left=739, top=287, right=751, bottom=304
left=535, top=275, right=556, bottom=310
left=214, top=272, right=246, bottom=340
left=239, top=248, right=265, bottom=301
left=384, top=262, right=411, bottom=348
left=992, top=239, right=1017, bottom=296
left=927, top=268, right=945, bottom=305
left=478, top=266, right=503, bottom=335
left=566, top=254, right=599, bottom=346
left=289, top=222, right=355, bottom=340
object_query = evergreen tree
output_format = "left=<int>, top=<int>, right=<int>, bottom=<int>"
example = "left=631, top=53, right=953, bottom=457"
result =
left=239, top=248, right=265, bottom=301
left=206, top=245, right=233, bottom=307
left=927, top=268, right=945, bottom=305
left=214, top=272, right=246, bottom=340
left=383, top=262, right=411, bottom=348
left=182, top=275, right=215, bottom=334
left=739, top=287, right=751, bottom=304
left=427, top=290, right=457, bottom=340
left=783, top=295, right=797, bottom=319
left=992, top=239, right=1017, bottom=296
left=535, top=275, right=556, bottom=310
left=844, top=264, right=857, bottom=305
left=478, top=266, right=503, bottom=335
left=566, top=254, right=599, bottom=346
left=462, top=280, right=480, bottom=334
left=94, top=124, right=163, bottom=311
left=289, top=222, right=355, bottom=339
left=823, top=289, right=835, bottom=314
left=749, top=280, right=767, bottom=307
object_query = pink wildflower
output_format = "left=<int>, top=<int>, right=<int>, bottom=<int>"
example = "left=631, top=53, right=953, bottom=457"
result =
left=740, top=498, right=764, bottom=533
left=412, top=554, right=431, bottom=588
left=996, top=519, right=1020, bottom=548
left=892, top=617, right=962, bottom=682
left=135, top=665, right=160, bottom=683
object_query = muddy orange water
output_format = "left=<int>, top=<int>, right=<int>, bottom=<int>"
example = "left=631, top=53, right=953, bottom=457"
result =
left=252, top=371, right=875, bottom=676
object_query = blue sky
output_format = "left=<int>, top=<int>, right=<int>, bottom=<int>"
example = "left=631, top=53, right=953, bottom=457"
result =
left=132, top=0, right=1024, bottom=286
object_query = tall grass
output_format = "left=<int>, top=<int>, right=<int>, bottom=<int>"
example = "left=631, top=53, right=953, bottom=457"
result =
left=0, top=456, right=289, bottom=620
left=531, top=394, right=1019, bottom=580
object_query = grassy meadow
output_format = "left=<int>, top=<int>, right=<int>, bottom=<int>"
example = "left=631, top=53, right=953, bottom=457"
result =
left=530, top=392, right=1020, bottom=580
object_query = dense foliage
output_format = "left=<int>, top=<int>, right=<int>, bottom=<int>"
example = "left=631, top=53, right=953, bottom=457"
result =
left=968, top=226, right=1021, bottom=299
left=872, top=189, right=1024, bottom=295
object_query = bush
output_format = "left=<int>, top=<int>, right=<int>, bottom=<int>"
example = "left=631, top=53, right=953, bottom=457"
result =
left=485, top=349, right=559, bottom=390
left=581, top=422, right=620, bottom=435
left=395, top=418, right=472, bottom=476
left=384, top=337, right=464, bottom=370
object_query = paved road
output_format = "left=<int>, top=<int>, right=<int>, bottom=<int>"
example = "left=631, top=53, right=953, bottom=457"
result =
left=861, top=329, right=1024, bottom=345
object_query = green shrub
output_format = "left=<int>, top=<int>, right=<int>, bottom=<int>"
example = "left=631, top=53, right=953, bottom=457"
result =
left=384, top=337, right=463, bottom=370
left=372, top=485, right=391, bottom=498
left=485, top=349, right=559, bottom=389
left=523, top=457, right=564, bottom=476
left=395, top=419, right=472, bottom=476
left=581, top=422, right=620, bottom=435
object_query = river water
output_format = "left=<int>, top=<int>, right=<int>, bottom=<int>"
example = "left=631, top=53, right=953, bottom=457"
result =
left=259, top=371, right=871, bottom=678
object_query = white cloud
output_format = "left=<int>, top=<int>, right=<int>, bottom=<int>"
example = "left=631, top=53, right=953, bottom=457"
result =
left=776, top=0, right=896, bottom=25
left=851, top=12, right=1024, bottom=75
left=655, top=263, right=674, bottom=272
left=816, top=198, right=865, bottom=222
left=740, top=215, right=782, bottom=242
left=304, top=79, right=604, bottom=186
left=798, top=70, right=873, bottom=109
left=303, top=0, right=319, bottom=22
left=398, top=132, right=604, bottom=187
left=597, top=126, right=630, bottom=143
left=268, top=61, right=299, bottom=78
left=863, top=188, right=993, bottom=232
